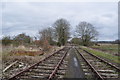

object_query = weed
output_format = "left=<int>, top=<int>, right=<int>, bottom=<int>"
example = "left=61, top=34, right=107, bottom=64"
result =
left=81, top=46, right=120, bottom=64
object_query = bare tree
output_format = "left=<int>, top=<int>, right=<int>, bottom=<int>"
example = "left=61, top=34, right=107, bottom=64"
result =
left=39, top=27, right=53, bottom=43
left=76, top=21, right=98, bottom=46
left=38, top=27, right=54, bottom=50
left=53, top=18, right=70, bottom=46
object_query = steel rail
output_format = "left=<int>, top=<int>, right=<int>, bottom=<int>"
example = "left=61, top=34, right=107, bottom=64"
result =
left=8, top=47, right=65, bottom=80
left=75, top=48, right=104, bottom=80
left=48, top=47, right=70, bottom=80
left=81, top=48, right=120, bottom=72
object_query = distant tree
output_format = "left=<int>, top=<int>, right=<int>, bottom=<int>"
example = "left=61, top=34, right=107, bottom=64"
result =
left=2, top=36, right=12, bottom=46
left=47, top=27, right=55, bottom=45
left=76, top=21, right=98, bottom=46
left=71, top=38, right=82, bottom=45
left=53, top=18, right=70, bottom=46
left=13, top=33, right=31, bottom=46
left=39, top=27, right=54, bottom=44
left=114, top=39, right=120, bottom=44
left=38, top=27, right=54, bottom=50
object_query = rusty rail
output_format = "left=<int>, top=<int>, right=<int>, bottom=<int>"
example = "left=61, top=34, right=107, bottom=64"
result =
left=82, top=48, right=120, bottom=71
left=75, top=48, right=104, bottom=80
left=8, top=47, right=65, bottom=80
left=48, top=47, right=70, bottom=80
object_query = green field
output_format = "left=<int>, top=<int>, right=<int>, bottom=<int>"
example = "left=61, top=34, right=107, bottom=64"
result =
left=80, top=46, right=120, bottom=64
left=91, top=44, right=118, bottom=54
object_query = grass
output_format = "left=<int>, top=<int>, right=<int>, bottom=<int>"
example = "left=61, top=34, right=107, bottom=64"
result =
left=80, top=46, right=120, bottom=64
left=91, top=44, right=118, bottom=53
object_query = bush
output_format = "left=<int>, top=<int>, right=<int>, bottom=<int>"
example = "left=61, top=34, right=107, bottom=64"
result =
left=2, top=36, right=12, bottom=46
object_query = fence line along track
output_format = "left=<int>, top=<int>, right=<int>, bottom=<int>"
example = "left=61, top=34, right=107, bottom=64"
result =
left=75, top=47, right=120, bottom=80
left=7, top=46, right=70, bottom=80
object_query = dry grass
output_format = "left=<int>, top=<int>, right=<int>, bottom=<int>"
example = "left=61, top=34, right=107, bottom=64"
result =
left=9, top=50, right=44, bottom=56
left=2, top=45, right=63, bottom=68
left=2, top=45, right=63, bottom=79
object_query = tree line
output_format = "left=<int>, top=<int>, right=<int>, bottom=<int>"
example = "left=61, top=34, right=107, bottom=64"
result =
left=2, top=18, right=99, bottom=47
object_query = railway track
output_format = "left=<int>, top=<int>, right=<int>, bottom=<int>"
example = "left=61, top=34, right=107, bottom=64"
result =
left=75, top=47, right=120, bottom=80
left=6, top=47, right=70, bottom=80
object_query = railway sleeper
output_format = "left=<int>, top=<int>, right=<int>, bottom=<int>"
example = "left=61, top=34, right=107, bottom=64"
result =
left=83, top=69, right=91, bottom=72
left=36, top=65, right=67, bottom=70
left=47, top=59, right=61, bottom=62
left=97, top=70, right=116, bottom=73
left=49, top=61, right=68, bottom=65
left=53, top=54, right=63, bottom=56
left=34, top=66, right=66, bottom=71
left=20, top=72, right=50, bottom=77
left=88, top=60, right=98, bottom=63
left=62, top=60, right=68, bottom=63
left=92, top=64, right=108, bottom=68
left=60, top=62, right=68, bottom=65
left=49, top=55, right=63, bottom=58
left=37, top=63, right=56, bottom=67
left=58, top=67, right=67, bottom=70
left=60, top=63, right=68, bottom=66
left=81, top=66, right=91, bottom=70
left=81, top=65, right=90, bottom=69
left=18, top=75, right=48, bottom=79
left=29, top=69, right=53, bottom=73
left=48, top=57, right=62, bottom=60
left=56, top=72, right=65, bottom=75
left=45, top=59, right=61, bottom=62
left=59, top=64, right=67, bottom=69
left=25, top=70, right=52, bottom=75
left=59, top=51, right=65, bottom=53
left=81, top=64, right=86, bottom=66
left=44, top=61, right=60, bottom=64
left=100, top=73, right=118, bottom=77
left=33, top=67, right=55, bottom=70
left=57, top=70, right=66, bottom=73
left=52, top=56, right=63, bottom=59
left=18, top=78, right=47, bottom=80
left=89, top=61, right=102, bottom=64
left=94, top=64, right=106, bottom=67
left=93, top=63, right=113, bottom=68
left=96, top=67, right=115, bottom=70
left=62, top=62, right=68, bottom=65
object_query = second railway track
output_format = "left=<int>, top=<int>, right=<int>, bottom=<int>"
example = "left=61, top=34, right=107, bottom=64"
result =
left=75, top=47, right=120, bottom=80
left=6, top=46, right=70, bottom=80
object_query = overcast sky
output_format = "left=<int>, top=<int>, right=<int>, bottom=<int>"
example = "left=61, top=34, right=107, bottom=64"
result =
left=1, top=1, right=118, bottom=41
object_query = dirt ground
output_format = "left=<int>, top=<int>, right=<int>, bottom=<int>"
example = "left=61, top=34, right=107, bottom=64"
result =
left=65, top=48, right=85, bottom=78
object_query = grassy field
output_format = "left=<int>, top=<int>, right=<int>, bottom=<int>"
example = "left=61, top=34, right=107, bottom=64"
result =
left=80, top=46, right=120, bottom=64
left=91, top=44, right=118, bottom=55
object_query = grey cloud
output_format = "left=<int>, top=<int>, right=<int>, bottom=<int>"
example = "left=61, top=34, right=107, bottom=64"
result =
left=1, top=2, right=118, bottom=40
